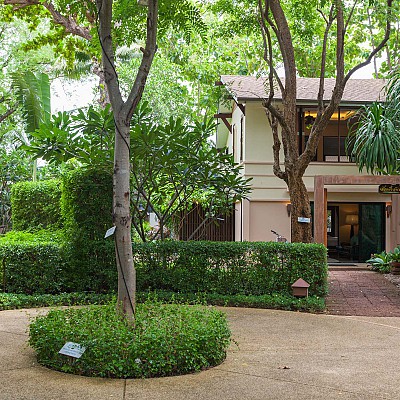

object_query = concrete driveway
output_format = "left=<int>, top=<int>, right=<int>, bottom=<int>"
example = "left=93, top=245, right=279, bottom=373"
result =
left=1, top=307, right=400, bottom=400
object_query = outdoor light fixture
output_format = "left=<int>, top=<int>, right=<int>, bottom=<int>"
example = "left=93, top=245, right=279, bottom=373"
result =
left=386, top=205, right=393, bottom=218
left=345, top=214, right=359, bottom=238
left=286, top=203, right=292, bottom=217
left=291, top=278, right=310, bottom=298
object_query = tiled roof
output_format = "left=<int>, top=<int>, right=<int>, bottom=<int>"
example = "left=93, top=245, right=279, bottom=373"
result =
left=220, top=75, right=386, bottom=104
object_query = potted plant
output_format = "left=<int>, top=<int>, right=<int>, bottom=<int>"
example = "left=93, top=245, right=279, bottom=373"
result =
left=389, top=246, right=400, bottom=275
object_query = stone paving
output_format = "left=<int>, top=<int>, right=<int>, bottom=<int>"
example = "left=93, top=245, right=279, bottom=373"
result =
left=326, top=269, right=400, bottom=316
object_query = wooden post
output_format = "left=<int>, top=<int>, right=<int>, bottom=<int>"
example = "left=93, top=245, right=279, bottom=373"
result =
left=314, top=176, right=325, bottom=245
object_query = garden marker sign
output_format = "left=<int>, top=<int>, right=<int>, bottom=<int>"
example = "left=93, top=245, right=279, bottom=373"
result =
left=59, top=342, right=86, bottom=358
left=379, top=184, right=400, bottom=194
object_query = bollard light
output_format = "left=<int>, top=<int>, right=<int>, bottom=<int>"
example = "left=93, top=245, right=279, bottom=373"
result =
left=291, top=278, right=310, bottom=298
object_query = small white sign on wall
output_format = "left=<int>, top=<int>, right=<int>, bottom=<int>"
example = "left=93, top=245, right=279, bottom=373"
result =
left=297, top=217, right=311, bottom=223
left=59, top=342, right=86, bottom=359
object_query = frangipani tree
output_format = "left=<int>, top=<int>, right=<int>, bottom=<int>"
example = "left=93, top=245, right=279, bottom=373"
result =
left=3, top=0, right=207, bottom=322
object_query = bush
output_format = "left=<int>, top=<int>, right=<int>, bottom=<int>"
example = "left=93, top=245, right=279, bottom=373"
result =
left=11, top=180, right=62, bottom=231
left=134, top=241, right=328, bottom=297
left=29, top=302, right=231, bottom=378
left=61, top=168, right=112, bottom=240
left=0, top=230, right=66, bottom=294
left=61, top=168, right=115, bottom=292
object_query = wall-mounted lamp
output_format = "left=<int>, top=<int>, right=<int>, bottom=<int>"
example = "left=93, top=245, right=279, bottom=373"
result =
left=386, top=205, right=392, bottom=218
left=286, top=203, right=292, bottom=217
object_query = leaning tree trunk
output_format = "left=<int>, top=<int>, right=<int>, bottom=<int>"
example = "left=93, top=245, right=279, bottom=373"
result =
left=287, top=171, right=313, bottom=243
left=113, top=119, right=135, bottom=323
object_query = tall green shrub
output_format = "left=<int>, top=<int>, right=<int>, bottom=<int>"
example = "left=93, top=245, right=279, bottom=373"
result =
left=61, top=168, right=116, bottom=292
left=11, top=180, right=62, bottom=231
left=61, top=168, right=113, bottom=239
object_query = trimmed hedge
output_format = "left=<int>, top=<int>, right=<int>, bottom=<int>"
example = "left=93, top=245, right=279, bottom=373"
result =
left=61, top=168, right=115, bottom=292
left=1, top=238, right=327, bottom=298
left=0, top=231, right=66, bottom=294
left=61, top=168, right=112, bottom=240
left=134, top=241, right=328, bottom=297
left=11, top=180, right=62, bottom=231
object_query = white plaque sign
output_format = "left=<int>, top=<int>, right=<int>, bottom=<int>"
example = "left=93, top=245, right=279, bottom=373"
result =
left=59, top=342, right=86, bottom=358
left=297, top=217, right=311, bottom=223
left=104, top=226, right=116, bottom=238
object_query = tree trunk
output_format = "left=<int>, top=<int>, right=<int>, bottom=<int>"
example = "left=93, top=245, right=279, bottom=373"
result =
left=287, top=171, right=312, bottom=243
left=113, top=119, right=135, bottom=323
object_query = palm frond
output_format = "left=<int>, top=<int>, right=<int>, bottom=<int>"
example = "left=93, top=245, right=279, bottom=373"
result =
left=11, top=71, right=51, bottom=133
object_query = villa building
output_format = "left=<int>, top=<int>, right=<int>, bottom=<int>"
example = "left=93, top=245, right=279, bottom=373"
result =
left=216, top=75, right=400, bottom=261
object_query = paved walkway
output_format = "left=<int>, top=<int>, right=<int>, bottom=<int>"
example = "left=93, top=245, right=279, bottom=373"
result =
left=3, top=307, right=400, bottom=399
left=326, top=269, right=400, bottom=316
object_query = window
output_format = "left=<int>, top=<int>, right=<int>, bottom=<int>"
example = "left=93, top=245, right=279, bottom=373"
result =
left=323, top=137, right=353, bottom=162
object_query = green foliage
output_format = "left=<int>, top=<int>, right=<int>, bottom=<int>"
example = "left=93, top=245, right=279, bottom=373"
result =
left=21, top=106, right=114, bottom=167
left=0, top=230, right=65, bottom=294
left=136, top=290, right=325, bottom=313
left=390, top=246, right=400, bottom=262
left=61, top=168, right=112, bottom=239
left=347, top=68, right=400, bottom=175
left=61, top=168, right=115, bottom=292
left=0, top=289, right=324, bottom=313
left=29, top=302, right=231, bottom=378
left=367, top=251, right=392, bottom=273
left=0, top=291, right=113, bottom=311
left=367, top=246, right=400, bottom=273
left=22, top=102, right=251, bottom=242
left=133, top=241, right=328, bottom=297
left=347, top=102, right=400, bottom=174
left=0, top=147, right=32, bottom=228
left=130, top=106, right=251, bottom=241
left=2, top=168, right=115, bottom=294
left=11, top=71, right=51, bottom=134
left=11, top=180, right=62, bottom=231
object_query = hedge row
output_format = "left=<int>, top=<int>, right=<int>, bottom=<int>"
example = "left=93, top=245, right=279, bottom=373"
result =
left=1, top=237, right=327, bottom=297
left=134, top=241, right=328, bottom=297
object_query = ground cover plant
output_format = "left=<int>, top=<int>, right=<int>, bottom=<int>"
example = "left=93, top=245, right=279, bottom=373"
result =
left=29, top=302, right=231, bottom=378
left=0, top=291, right=325, bottom=313
left=0, top=292, right=113, bottom=311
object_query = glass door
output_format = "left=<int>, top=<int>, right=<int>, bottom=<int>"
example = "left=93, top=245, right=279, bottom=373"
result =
left=358, top=204, right=385, bottom=262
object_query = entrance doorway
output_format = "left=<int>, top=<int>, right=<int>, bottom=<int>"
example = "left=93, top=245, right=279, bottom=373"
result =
left=325, top=202, right=385, bottom=262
